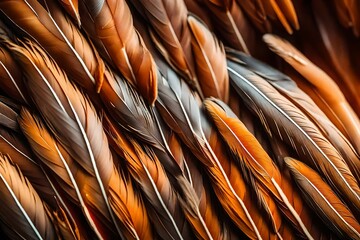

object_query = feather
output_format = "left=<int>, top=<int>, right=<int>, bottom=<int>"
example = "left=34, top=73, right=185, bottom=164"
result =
left=105, top=120, right=194, bottom=240
left=228, top=49, right=360, bottom=182
left=0, top=126, right=58, bottom=208
left=285, top=157, right=360, bottom=240
left=275, top=0, right=299, bottom=30
left=204, top=98, right=321, bottom=239
left=49, top=206, right=79, bottom=240
left=196, top=0, right=250, bottom=54
left=131, top=0, right=198, bottom=89
left=108, top=161, right=154, bottom=240
left=57, top=0, right=80, bottom=26
left=0, top=46, right=28, bottom=104
left=183, top=149, right=228, bottom=240
left=78, top=0, right=158, bottom=104
left=235, top=0, right=271, bottom=33
left=0, top=154, right=55, bottom=240
left=11, top=40, right=124, bottom=238
left=0, top=98, right=18, bottom=131
left=263, top=33, right=360, bottom=156
left=187, top=15, right=229, bottom=102
left=200, top=113, right=277, bottom=239
left=228, top=58, right=360, bottom=217
left=269, top=0, right=293, bottom=33
left=100, top=68, right=184, bottom=178
left=332, top=0, right=360, bottom=37
left=311, top=0, right=360, bottom=109
left=18, top=108, right=106, bottom=239
left=156, top=58, right=275, bottom=239
left=0, top=0, right=102, bottom=92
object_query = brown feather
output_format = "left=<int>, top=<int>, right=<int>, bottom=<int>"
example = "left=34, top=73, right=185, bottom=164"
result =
left=276, top=0, right=299, bottom=30
left=0, top=126, right=58, bottom=209
left=11, top=39, right=125, bottom=238
left=108, top=163, right=154, bottom=240
left=235, top=0, right=272, bottom=33
left=204, top=98, right=321, bottom=239
left=229, top=50, right=360, bottom=183
left=0, top=46, right=28, bottom=104
left=286, top=158, right=360, bottom=240
left=131, top=0, right=198, bottom=88
left=0, top=0, right=101, bottom=92
left=19, top=108, right=107, bottom=239
left=57, top=0, right=80, bottom=26
left=0, top=154, right=55, bottom=240
left=228, top=58, right=360, bottom=218
left=0, top=98, right=18, bottom=131
left=264, top=33, right=360, bottom=156
left=188, top=15, right=229, bottom=102
left=201, top=114, right=277, bottom=239
left=106, top=120, right=195, bottom=240
left=79, top=0, right=158, bottom=104
left=201, top=0, right=249, bottom=53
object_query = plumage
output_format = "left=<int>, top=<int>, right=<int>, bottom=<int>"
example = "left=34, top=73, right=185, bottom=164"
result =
left=19, top=108, right=105, bottom=239
left=106, top=121, right=195, bottom=240
left=131, top=0, right=198, bottom=89
left=0, top=0, right=101, bottom=92
left=228, top=58, right=360, bottom=216
left=0, top=46, right=28, bottom=104
left=286, top=157, right=360, bottom=240
left=10, top=39, right=124, bottom=238
left=78, top=0, right=158, bottom=104
left=100, top=68, right=184, bottom=177
left=263, top=34, right=360, bottom=157
left=0, top=154, right=55, bottom=240
left=228, top=49, right=360, bottom=182
left=0, top=1, right=358, bottom=239
left=200, top=112, right=277, bottom=239
left=0, top=126, right=58, bottom=209
left=57, top=0, right=80, bottom=26
left=188, top=15, right=229, bottom=102
left=200, top=0, right=249, bottom=54
left=0, top=98, right=18, bottom=131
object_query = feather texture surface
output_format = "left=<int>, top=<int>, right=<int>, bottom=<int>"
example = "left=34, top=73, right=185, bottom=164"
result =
left=0, top=46, right=27, bottom=104
left=228, top=49, right=360, bottom=182
left=131, top=0, right=197, bottom=88
left=188, top=15, right=229, bottom=102
left=263, top=34, right=360, bottom=156
left=286, top=157, right=360, bottom=240
left=0, top=0, right=102, bottom=92
left=0, top=154, right=55, bottom=240
left=10, top=39, right=124, bottom=238
left=79, top=0, right=158, bottom=104
left=228, top=58, right=360, bottom=216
